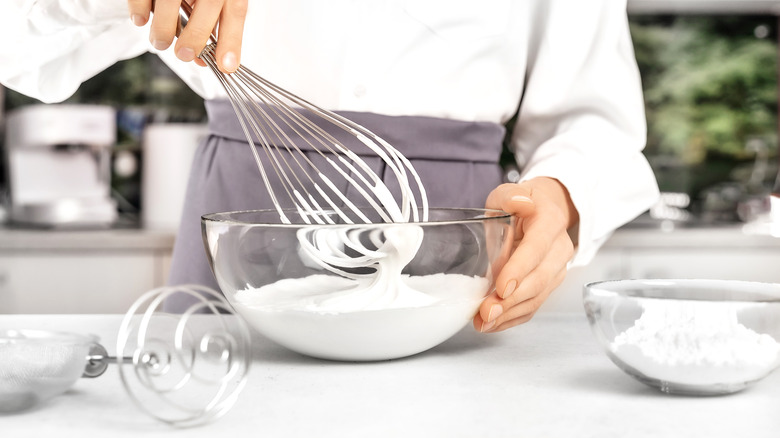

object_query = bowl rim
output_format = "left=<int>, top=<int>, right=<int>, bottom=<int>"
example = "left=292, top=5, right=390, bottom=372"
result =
left=0, top=329, right=97, bottom=347
left=201, top=207, right=513, bottom=227
left=583, top=278, right=780, bottom=303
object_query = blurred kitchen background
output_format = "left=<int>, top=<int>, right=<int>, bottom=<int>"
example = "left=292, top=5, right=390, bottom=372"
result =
left=2, top=0, right=780, bottom=314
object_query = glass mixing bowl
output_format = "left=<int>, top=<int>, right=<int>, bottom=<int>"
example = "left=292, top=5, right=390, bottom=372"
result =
left=202, top=208, right=514, bottom=361
left=583, top=279, right=780, bottom=395
left=0, top=329, right=96, bottom=412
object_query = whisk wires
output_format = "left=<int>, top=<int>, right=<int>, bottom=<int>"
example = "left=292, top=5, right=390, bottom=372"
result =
left=197, top=44, right=428, bottom=226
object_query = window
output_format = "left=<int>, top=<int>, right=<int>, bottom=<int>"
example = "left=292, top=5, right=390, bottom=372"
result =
left=629, top=4, right=779, bottom=225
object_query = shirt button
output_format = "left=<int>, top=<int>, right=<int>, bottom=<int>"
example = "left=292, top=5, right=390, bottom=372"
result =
left=353, top=84, right=367, bottom=98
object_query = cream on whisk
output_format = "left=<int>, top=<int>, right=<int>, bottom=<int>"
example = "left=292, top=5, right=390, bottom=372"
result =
left=304, top=224, right=437, bottom=312
left=288, top=223, right=446, bottom=312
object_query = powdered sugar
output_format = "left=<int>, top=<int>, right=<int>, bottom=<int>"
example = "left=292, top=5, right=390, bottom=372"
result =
left=610, top=299, right=780, bottom=386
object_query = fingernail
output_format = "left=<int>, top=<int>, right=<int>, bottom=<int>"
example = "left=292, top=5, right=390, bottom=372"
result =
left=480, top=319, right=496, bottom=333
left=176, top=46, right=196, bottom=62
left=131, top=14, right=146, bottom=26
left=151, top=39, right=169, bottom=51
left=511, top=195, right=533, bottom=203
left=502, top=279, right=518, bottom=299
left=222, top=51, right=239, bottom=73
left=487, top=304, right=503, bottom=323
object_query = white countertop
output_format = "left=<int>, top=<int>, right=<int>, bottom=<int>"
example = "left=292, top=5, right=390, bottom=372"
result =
left=605, top=224, right=780, bottom=249
left=0, top=226, right=176, bottom=251
left=1, top=313, right=778, bottom=438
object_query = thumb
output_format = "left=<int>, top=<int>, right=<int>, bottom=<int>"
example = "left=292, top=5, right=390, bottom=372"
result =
left=486, top=183, right=537, bottom=217
left=503, top=193, right=535, bottom=217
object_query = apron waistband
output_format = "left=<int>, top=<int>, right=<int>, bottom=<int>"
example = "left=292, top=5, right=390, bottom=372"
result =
left=205, top=99, right=504, bottom=163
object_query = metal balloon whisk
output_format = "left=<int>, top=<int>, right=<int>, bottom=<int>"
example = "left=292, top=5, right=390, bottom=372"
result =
left=179, top=3, right=428, bottom=226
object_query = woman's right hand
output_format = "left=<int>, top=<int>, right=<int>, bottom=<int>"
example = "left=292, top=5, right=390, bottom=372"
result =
left=127, top=0, right=247, bottom=73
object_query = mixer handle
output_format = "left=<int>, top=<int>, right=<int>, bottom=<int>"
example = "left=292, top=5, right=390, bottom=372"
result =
left=81, top=343, right=135, bottom=378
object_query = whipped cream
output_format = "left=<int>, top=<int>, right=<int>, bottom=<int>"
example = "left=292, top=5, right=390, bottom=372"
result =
left=232, top=272, right=488, bottom=361
left=231, top=223, right=490, bottom=360
left=293, top=223, right=439, bottom=312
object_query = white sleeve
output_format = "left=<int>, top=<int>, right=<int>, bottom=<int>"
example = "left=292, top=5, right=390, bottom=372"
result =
left=511, top=0, right=660, bottom=266
left=0, top=0, right=150, bottom=103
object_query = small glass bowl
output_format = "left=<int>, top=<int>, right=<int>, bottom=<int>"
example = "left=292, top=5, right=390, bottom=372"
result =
left=583, top=279, right=780, bottom=395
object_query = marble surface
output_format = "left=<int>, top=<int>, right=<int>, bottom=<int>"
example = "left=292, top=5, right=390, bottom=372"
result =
left=1, top=313, right=778, bottom=438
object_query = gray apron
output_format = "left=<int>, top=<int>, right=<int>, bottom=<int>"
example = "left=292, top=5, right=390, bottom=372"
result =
left=165, top=99, right=505, bottom=312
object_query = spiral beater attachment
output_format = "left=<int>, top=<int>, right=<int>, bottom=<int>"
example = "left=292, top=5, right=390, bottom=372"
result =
left=116, top=285, right=251, bottom=427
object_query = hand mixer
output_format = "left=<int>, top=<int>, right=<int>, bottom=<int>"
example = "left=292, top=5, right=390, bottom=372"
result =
left=178, top=2, right=428, bottom=226
left=0, top=286, right=251, bottom=426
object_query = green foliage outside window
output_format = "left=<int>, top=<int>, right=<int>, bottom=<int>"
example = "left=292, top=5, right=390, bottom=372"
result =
left=630, top=15, right=778, bottom=206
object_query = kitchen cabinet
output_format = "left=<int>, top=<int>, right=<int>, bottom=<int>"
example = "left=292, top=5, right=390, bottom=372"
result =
left=1, top=225, right=779, bottom=314
left=624, top=248, right=780, bottom=281
left=0, top=252, right=162, bottom=313
left=0, top=227, right=175, bottom=314
left=544, top=225, right=780, bottom=313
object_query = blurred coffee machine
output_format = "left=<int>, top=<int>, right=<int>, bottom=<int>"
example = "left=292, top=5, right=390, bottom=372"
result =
left=3, top=104, right=118, bottom=227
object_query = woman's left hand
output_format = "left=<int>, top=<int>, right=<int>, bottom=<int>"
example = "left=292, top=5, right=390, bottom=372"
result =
left=474, top=177, right=578, bottom=333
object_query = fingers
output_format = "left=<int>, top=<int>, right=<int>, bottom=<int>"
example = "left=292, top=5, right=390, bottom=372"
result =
left=486, top=183, right=536, bottom=217
left=496, top=187, right=570, bottom=301
left=148, top=0, right=181, bottom=51
left=474, top=208, right=573, bottom=333
left=134, top=0, right=246, bottom=72
left=473, top=308, right=534, bottom=333
left=473, top=178, right=579, bottom=334
left=495, top=223, right=551, bottom=299
left=127, top=0, right=152, bottom=26
left=477, top=263, right=568, bottom=333
left=486, top=184, right=562, bottom=300
left=175, top=0, right=224, bottom=62
left=213, top=0, right=247, bottom=73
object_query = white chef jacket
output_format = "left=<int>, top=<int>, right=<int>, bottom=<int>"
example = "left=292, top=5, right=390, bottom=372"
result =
left=0, top=0, right=660, bottom=266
